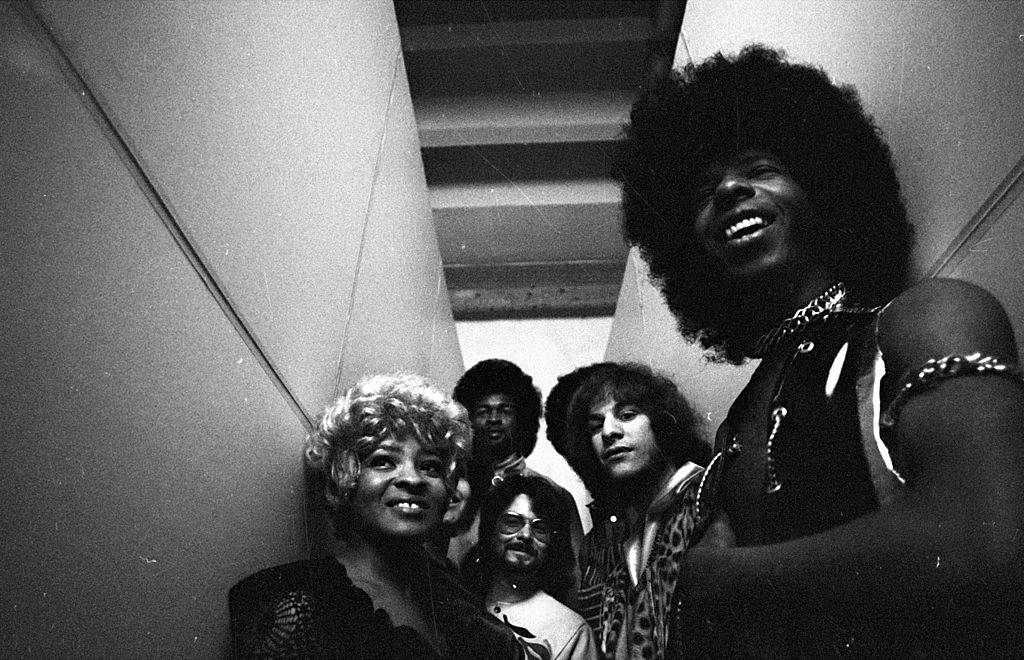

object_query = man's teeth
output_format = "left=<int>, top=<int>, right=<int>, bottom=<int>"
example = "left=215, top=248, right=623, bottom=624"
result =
left=395, top=502, right=422, bottom=510
left=724, top=216, right=766, bottom=240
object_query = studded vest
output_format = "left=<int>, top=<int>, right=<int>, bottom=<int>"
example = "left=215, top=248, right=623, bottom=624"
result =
left=697, top=308, right=904, bottom=546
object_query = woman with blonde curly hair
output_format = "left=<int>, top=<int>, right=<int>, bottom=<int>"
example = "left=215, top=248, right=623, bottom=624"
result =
left=230, top=374, right=524, bottom=659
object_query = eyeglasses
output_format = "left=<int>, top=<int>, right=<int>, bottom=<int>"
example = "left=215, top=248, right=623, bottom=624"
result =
left=496, top=512, right=555, bottom=542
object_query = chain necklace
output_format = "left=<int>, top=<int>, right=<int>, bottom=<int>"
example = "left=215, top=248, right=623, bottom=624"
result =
left=749, top=282, right=847, bottom=358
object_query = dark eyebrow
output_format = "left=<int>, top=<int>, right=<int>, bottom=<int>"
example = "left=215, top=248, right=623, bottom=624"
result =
left=736, top=149, right=775, bottom=162
left=740, top=153, right=789, bottom=172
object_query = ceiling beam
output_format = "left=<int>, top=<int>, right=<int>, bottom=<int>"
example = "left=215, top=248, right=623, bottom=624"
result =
left=447, top=260, right=625, bottom=320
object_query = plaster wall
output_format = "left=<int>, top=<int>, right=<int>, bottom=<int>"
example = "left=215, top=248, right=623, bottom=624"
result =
left=1, top=1, right=460, bottom=655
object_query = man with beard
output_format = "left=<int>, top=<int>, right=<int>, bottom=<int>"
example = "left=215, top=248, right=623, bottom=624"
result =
left=463, top=474, right=596, bottom=660
left=618, top=45, right=1024, bottom=655
left=561, top=362, right=710, bottom=659
left=450, top=359, right=584, bottom=571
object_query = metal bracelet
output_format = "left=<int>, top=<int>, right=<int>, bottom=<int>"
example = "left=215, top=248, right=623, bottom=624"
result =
left=880, top=352, right=1023, bottom=428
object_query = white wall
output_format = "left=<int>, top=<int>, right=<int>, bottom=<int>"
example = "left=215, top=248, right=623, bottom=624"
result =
left=1, top=1, right=461, bottom=655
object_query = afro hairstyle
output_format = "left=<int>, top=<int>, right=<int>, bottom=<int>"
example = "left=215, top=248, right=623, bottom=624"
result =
left=453, top=358, right=542, bottom=457
left=617, top=44, right=913, bottom=363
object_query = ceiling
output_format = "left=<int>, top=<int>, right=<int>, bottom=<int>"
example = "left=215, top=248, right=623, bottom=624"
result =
left=395, top=0, right=683, bottom=320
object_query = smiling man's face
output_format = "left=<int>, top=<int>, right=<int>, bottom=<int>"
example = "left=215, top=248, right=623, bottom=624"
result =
left=490, top=493, right=550, bottom=574
left=692, top=150, right=819, bottom=284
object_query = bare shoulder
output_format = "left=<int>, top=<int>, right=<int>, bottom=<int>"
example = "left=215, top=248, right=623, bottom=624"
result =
left=877, top=278, right=1019, bottom=377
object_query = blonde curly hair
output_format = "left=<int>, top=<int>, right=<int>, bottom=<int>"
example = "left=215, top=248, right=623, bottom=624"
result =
left=305, top=373, right=472, bottom=513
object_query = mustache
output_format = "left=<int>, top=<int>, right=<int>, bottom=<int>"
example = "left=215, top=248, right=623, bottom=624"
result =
left=505, top=539, right=536, bottom=555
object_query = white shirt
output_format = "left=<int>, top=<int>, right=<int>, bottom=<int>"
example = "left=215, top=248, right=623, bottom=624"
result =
left=487, top=590, right=597, bottom=660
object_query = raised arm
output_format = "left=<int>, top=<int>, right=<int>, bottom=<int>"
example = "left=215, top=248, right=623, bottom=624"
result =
left=679, top=278, right=1024, bottom=654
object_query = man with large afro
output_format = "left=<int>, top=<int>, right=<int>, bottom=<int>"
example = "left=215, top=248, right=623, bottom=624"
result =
left=619, top=44, right=1024, bottom=655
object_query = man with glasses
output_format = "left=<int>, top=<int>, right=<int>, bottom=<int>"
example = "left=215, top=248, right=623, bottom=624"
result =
left=462, top=474, right=596, bottom=660
left=450, top=359, right=584, bottom=573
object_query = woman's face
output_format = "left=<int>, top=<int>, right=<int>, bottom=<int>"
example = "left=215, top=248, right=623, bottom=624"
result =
left=348, top=434, right=448, bottom=543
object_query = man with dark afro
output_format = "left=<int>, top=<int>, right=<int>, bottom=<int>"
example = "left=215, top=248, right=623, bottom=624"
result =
left=619, top=45, right=1024, bottom=655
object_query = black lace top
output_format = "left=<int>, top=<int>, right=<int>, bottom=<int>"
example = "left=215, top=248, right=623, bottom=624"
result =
left=229, top=553, right=524, bottom=659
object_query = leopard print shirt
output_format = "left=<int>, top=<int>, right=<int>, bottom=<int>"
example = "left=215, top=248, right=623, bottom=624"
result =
left=579, top=474, right=700, bottom=659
